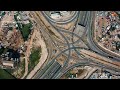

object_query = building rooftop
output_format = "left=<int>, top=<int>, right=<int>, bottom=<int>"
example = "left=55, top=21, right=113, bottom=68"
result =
left=2, top=60, right=14, bottom=68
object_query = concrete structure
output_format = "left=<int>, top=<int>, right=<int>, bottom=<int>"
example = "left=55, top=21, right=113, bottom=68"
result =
left=74, top=24, right=85, bottom=37
left=50, top=13, right=61, bottom=20
left=2, top=60, right=14, bottom=68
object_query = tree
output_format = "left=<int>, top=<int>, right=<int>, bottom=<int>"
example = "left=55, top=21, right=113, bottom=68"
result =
left=117, top=34, right=120, bottom=39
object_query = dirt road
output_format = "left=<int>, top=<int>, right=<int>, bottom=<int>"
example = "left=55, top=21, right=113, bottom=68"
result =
left=21, top=28, right=36, bottom=79
left=26, top=29, right=48, bottom=79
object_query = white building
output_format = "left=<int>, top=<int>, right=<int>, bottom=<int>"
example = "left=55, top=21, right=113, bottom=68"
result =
left=50, top=13, right=61, bottom=20
left=60, top=11, right=70, bottom=16
left=22, top=20, right=30, bottom=24
left=2, top=60, right=14, bottom=68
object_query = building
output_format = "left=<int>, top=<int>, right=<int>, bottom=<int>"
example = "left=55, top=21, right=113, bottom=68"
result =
left=50, top=13, right=61, bottom=19
left=60, top=11, right=70, bottom=16
left=2, top=60, right=14, bottom=68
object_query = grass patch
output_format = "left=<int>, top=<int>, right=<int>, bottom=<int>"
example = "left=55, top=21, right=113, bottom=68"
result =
left=0, top=69, right=15, bottom=79
left=21, top=23, right=32, bottom=41
left=28, top=47, right=41, bottom=73
left=21, top=59, right=25, bottom=75
left=6, top=59, right=25, bottom=79
left=6, top=69, right=14, bottom=74
left=14, top=13, right=33, bottom=41
left=0, top=11, right=6, bottom=18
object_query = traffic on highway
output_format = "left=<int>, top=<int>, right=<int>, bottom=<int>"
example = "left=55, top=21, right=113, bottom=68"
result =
left=30, top=11, right=120, bottom=79
left=1, top=11, right=120, bottom=79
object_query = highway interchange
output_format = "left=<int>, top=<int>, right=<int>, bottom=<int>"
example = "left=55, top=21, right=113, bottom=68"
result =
left=29, top=11, right=120, bottom=79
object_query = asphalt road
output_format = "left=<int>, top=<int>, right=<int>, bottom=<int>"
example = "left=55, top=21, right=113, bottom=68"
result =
left=32, top=11, right=77, bottom=79
left=32, top=11, right=120, bottom=79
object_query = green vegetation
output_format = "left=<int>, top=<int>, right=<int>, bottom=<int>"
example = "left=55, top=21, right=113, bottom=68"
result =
left=110, top=26, right=116, bottom=31
left=0, top=69, right=15, bottom=79
left=66, top=72, right=76, bottom=78
left=8, top=27, right=13, bottom=30
left=0, top=11, right=6, bottom=17
left=21, top=23, right=32, bottom=41
left=14, top=13, right=33, bottom=41
left=0, top=47, right=5, bottom=55
left=116, top=41, right=120, bottom=50
left=20, top=59, right=25, bottom=76
left=0, top=47, right=9, bottom=55
left=65, top=71, right=73, bottom=78
left=14, top=14, right=18, bottom=22
left=118, top=14, right=120, bottom=19
left=6, top=69, right=14, bottom=74
left=118, top=34, right=120, bottom=39
left=28, top=47, right=41, bottom=73
left=2, top=12, right=5, bottom=16
left=6, top=59, right=25, bottom=79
